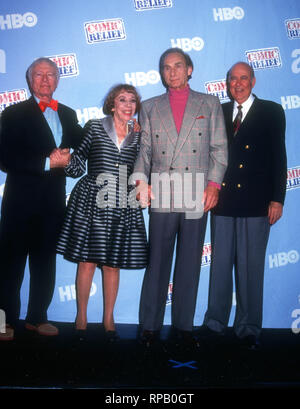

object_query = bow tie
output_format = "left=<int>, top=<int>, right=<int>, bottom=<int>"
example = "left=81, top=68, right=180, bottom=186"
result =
left=38, top=99, right=58, bottom=112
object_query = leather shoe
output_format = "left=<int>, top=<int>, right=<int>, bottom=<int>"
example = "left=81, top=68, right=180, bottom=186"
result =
left=0, top=325, right=14, bottom=341
left=240, top=335, right=261, bottom=351
left=104, top=330, right=120, bottom=343
left=25, top=322, right=59, bottom=336
left=74, top=328, right=87, bottom=342
left=140, top=330, right=157, bottom=347
left=171, top=327, right=200, bottom=349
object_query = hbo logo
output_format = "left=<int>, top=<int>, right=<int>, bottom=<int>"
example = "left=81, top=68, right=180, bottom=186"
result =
left=213, top=7, right=245, bottom=21
left=171, top=37, right=205, bottom=52
left=0, top=12, right=38, bottom=30
left=124, top=70, right=160, bottom=87
left=269, top=250, right=299, bottom=268
left=281, top=95, right=300, bottom=110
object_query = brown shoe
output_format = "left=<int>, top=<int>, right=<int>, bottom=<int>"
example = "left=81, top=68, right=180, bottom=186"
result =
left=25, top=322, right=59, bottom=336
left=0, top=325, right=14, bottom=341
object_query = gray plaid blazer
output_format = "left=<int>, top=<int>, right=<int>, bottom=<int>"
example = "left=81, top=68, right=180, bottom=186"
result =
left=133, top=88, right=228, bottom=215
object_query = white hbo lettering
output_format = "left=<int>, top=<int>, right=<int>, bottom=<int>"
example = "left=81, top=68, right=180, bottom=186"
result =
left=0, top=49, right=5, bottom=73
left=291, top=309, right=300, bottom=334
left=170, top=37, right=204, bottom=52
left=0, top=184, right=4, bottom=198
left=0, top=12, right=38, bottom=30
left=0, top=309, right=6, bottom=334
left=269, top=250, right=299, bottom=268
left=291, top=49, right=300, bottom=74
left=124, top=70, right=160, bottom=87
left=213, top=7, right=244, bottom=21
left=59, top=283, right=97, bottom=302
left=76, top=106, right=104, bottom=125
left=281, top=95, right=300, bottom=110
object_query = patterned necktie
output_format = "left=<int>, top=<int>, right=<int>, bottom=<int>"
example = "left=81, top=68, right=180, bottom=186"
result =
left=38, top=99, right=58, bottom=112
left=233, top=105, right=243, bottom=136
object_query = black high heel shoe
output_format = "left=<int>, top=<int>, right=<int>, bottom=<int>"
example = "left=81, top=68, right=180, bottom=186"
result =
left=104, top=330, right=120, bottom=343
left=74, top=328, right=87, bottom=342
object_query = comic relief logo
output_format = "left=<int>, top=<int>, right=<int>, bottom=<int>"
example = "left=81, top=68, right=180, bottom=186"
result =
left=286, top=166, right=300, bottom=191
left=0, top=89, right=28, bottom=113
left=205, top=79, right=229, bottom=103
left=285, top=18, right=300, bottom=39
left=202, top=243, right=211, bottom=266
left=134, top=0, right=173, bottom=11
left=49, top=54, right=79, bottom=78
left=246, top=47, right=282, bottom=70
left=84, top=18, right=126, bottom=44
left=166, top=243, right=211, bottom=305
left=166, top=282, right=173, bottom=305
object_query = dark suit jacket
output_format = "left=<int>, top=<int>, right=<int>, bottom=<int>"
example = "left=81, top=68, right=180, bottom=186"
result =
left=0, top=96, right=83, bottom=238
left=213, top=96, right=287, bottom=217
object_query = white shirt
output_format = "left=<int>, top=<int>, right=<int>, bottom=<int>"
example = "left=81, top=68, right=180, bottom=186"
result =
left=232, top=94, right=255, bottom=123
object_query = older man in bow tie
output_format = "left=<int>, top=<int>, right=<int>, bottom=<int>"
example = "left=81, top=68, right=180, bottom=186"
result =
left=0, top=57, right=83, bottom=341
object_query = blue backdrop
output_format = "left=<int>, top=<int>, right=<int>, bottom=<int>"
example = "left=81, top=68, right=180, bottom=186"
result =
left=0, top=0, right=299, bottom=331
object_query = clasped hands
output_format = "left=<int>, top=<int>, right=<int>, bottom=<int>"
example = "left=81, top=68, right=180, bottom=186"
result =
left=50, top=148, right=71, bottom=168
left=135, top=180, right=219, bottom=212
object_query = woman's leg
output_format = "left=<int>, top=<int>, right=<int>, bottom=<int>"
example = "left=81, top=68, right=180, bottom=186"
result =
left=101, top=266, right=120, bottom=332
left=75, top=261, right=97, bottom=330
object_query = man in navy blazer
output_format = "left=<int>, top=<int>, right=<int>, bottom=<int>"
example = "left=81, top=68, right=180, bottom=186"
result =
left=0, top=57, right=82, bottom=340
left=203, top=62, right=287, bottom=349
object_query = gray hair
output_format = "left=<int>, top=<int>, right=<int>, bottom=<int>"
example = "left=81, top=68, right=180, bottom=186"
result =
left=26, top=57, right=60, bottom=89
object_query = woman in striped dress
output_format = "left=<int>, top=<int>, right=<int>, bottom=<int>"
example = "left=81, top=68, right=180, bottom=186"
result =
left=57, top=84, right=148, bottom=340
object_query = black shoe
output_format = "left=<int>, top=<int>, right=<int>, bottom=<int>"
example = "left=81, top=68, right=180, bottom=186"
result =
left=104, top=330, right=120, bottom=343
left=140, top=330, right=158, bottom=347
left=197, top=325, right=225, bottom=344
left=171, top=328, right=200, bottom=349
left=73, top=329, right=87, bottom=343
left=239, top=335, right=261, bottom=351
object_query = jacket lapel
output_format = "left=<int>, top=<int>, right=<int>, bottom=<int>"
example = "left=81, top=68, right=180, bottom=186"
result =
left=173, top=90, right=204, bottom=161
left=101, top=115, right=136, bottom=150
left=27, top=97, right=57, bottom=153
left=156, top=94, right=178, bottom=147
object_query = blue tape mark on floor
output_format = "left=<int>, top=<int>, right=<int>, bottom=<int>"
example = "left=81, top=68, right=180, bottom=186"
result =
left=169, top=359, right=198, bottom=369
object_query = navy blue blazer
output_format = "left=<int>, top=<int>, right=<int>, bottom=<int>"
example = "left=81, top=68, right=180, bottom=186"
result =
left=213, top=96, right=287, bottom=217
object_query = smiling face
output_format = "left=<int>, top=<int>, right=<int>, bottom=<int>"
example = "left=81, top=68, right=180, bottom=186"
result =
left=229, top=63, right=256, bottom=104
left=162, top=52, right=193, bottom=91
left=30, top=61, right=59, bottom=102
left=112, top=90, right=137, bottom=122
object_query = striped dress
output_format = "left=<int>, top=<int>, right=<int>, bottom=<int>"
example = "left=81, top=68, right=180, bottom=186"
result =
left=57, top=116, right=148, bottom=269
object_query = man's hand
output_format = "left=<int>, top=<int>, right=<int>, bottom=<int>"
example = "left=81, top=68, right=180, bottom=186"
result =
left=203, top=185, right=219, bottom=212
left=50, top=148, right=71, bottom=168
left=133, top=118, right=140, bottom=132
left=268, top=201, right=283, bottom=225
left=136, top=180, right=154, bottom=208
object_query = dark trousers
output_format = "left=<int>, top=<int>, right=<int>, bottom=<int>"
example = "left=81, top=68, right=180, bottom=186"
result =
left=204, top=215, right=270, bottom=338
left=0, top=206, right=63, bottom=326
left=139, top=211, right=207, bottom=332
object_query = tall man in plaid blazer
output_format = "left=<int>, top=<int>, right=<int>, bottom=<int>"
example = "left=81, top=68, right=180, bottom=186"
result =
left=134, top=48, right=228, bottom=345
